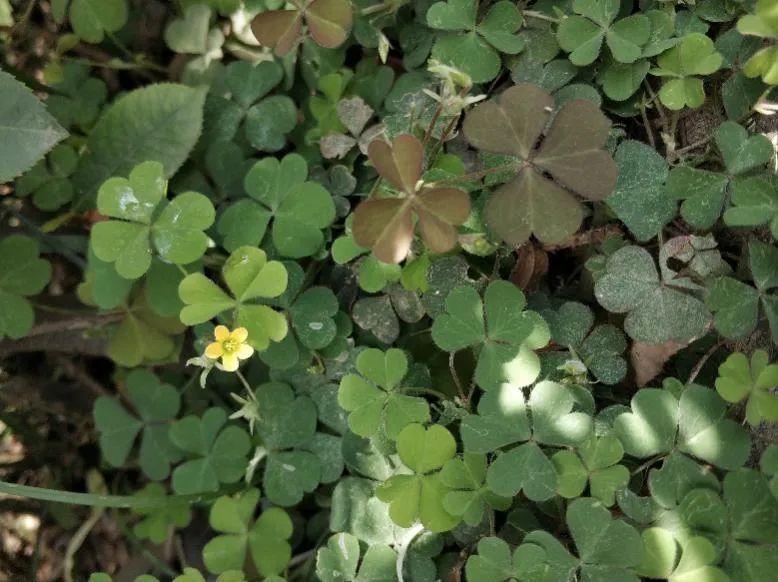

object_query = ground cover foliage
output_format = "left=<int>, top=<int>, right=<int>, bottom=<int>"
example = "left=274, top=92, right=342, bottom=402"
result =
left=1, top=0, right=778, bottom=580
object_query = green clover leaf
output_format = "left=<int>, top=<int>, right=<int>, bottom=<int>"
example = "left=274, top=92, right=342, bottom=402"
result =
left=760, top=445, right=778, bottom=499
left=45, top=62, right=108, bottom=131
left=557, top=0, right=651, bottom=66
left=179, top=246, right=288, bottom=351
left=376, top=423, right=461, bottom=532
left=91, top=161, right=214, bottom=279
left=432, top=280, right=549, bottom=391
left=638, top=529, right=729, bottom=581
left=715, top=350, right=778, bottom=426
left=667, top=121, right=773, bottom=229
left=427, top=0, right=524, bottom=83
left=169, top=407, right=251, bottom=494
left=552, top=434, right=629, bottom=506
left=315, top=532, right=397, bottom=582
left=465, top=537, right=547, bottom=582
left=0, top=235, right=51, bottom=340
left=70, top=0, right=128, bottom=44
left=338, top=348, right=430, bottom=440
left=131, top=483, right=192, bottom=544
left=614, top=383, right=750, bottom=470
left=542, top=301, right=627, bottom=384
left=724, top=176, right=778, bottom=238
left=203, top=488, right=293, bottom=577
left=738, top=0, right=778, bottom=84
left=464, top=382, right=592, bottom=501
left=106, top=292, right=185, bottom=367
left=252, top=382, right=322, bottom=506
left=218, top=154, right=335, bottom=257
left=707, top=240, right=778, bottom=342
left=15, top=144, right=78, bottom=211
left=648, top=451, right=720, bottom=510
left=93, top=369, right=181, bottom=480
left=606, top=140, right=676, bottom=241
left=200, top=60, right=296, bottom=152
left=440, top=453, right=511, bottom=526
left=594, top=245, right=711, bottom=343
left=650, top=33, right=723, bottom=109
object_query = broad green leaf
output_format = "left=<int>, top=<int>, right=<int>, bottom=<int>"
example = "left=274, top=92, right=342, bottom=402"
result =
left=0, top=235, right=51, bottom=339
left=93, top=369, right=181, bottom=480
left=73, top=83, right=206, bottom=209
left=0, top=70, right=68, bottom=183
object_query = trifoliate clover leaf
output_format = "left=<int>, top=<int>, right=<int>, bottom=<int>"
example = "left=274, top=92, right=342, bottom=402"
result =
left=440, top=453, right=511, bottom=526
left=338, top=348, right=430, bottom=440
left=252, top=382, right=321, bottom=506
left=465, top=537, right=545, bottom=582
left=565, top=498, right=643, bottom=580
left=427, top=0, right=524, bottom=83
left=760, top=445, right=778, bottom=499
left=738, top=0, right=778, bottom=84
left=106, top=292, right=185, bottom=367
left=463, top=382, right=592, bottom=500
left=45, top=63, right=107, bottom=132
left=219, top=154, right=336, bottom=257
left=15, top=144, right=78, bottom=211
left=0, top=235, right=51, bottom=340
left=203, top=488, right=293, bottom=577
left=594, top=245, right=711, bottom=343
left=316, top=532, right=397, bottom=582
left=169, top=407, right=251, bottom=494
left=552, top=434, right=629, bottom=506
left=421, top=255, right=475, bottom=318
left=131, top=483, right=192, bottom=544
left=667, top=122, right=774, bottom=229
left=707, top=240, right=778, bottom=342
left=543, top=301, right=627, bottom=384
left=200, top=60, right=295, bottom=152
left=179, top=246, right=288, bottom=351
left=376, top=423, right=461, bottom=532
left=432, top=280, right=549, bottom=391
left=648, top=451, right=720, bottom=510
left=715, top=350, right=778, bottom=426
left=463, top=84, right=617, bottom=245
left=93, top=369, right=181, bottom=480
left=614, top=384, right=750, bottom=470
left=69, top=0, right=128, bottom=44
left=320, top=96, right=384, bottom=160
left=724, top=176, right=778, bottom=238
left=91, top=161, right=215, bottom=279
left=557, top=0, right=651, bottom=66
left=650, top=33, right=723, bottom=109
left=606, top=140, right=676, bottom=241
left=352, top=134, right=470, bottom=264
left=251, top=0, right=353, bottom=56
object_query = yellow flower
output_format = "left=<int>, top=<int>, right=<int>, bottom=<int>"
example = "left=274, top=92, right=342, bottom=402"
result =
left=205, top=325, right=254, bottom=372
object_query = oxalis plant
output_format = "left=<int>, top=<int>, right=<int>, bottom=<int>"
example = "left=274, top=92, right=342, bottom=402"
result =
left=1, top=1, right=778, bottom=581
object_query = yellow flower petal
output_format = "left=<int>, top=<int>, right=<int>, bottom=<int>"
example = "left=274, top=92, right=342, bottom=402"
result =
left=205, top=342, right=224, bottom=358
left=237, top=344, right=254, bottom=360
left=221, top=353, right=239, bottom=372
left=231, top=327, right=249, bottom=343
left=214, top=325, right=230, bottom=341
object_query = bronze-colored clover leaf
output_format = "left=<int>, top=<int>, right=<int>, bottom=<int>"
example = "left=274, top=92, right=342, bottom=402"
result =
left=352, top=135, right=471, bottom=264
left=251, top=0, right=353, bottom=56
left=463, top=84, right=618, bottom=245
